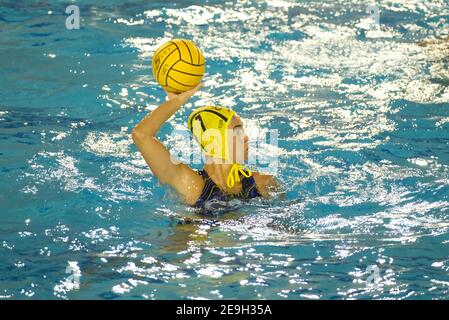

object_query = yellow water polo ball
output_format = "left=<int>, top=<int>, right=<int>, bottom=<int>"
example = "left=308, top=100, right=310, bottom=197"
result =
left=152, top=39, right=205, bottom=93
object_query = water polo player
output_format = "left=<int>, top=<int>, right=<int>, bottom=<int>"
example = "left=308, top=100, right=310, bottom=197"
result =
left=132, top=84, right=279, bottom=211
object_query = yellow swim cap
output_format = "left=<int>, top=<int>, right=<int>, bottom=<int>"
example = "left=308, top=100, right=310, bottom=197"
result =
left=187, top=106, right=253, bottom=189
left=187, top=106, right=236, bottom=161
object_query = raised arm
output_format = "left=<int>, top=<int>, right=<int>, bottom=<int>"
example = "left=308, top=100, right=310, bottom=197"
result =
left=131, top=84, right=205, bottom=204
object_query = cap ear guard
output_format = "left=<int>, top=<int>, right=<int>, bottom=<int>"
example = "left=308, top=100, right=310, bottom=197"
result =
left=187, top=106, right=236, bottom=161
left=187, top=106, right=254, bottom=189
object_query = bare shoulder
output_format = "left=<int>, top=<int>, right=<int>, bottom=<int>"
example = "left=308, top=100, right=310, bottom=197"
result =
left=252, top=172, right=276, bottom=185
left=252, top=172, right=279, bottom=197
left=170, top=164, right=205, bottom=205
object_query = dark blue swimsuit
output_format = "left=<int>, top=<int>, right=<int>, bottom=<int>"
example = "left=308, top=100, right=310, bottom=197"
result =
left=194, top=169, right=261, bottom=214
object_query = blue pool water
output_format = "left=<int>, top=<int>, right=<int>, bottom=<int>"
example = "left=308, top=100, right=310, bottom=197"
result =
left=1, top=0, right=449, bottom=299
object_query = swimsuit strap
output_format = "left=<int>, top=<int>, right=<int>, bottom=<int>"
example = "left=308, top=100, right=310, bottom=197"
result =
left=195, top=169, right=223, bottom=205
left=194, top=169, right=260, bottom=207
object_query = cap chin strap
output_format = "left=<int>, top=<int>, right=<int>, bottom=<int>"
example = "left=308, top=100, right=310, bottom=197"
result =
left=226, top=164, right=253, bottom=189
